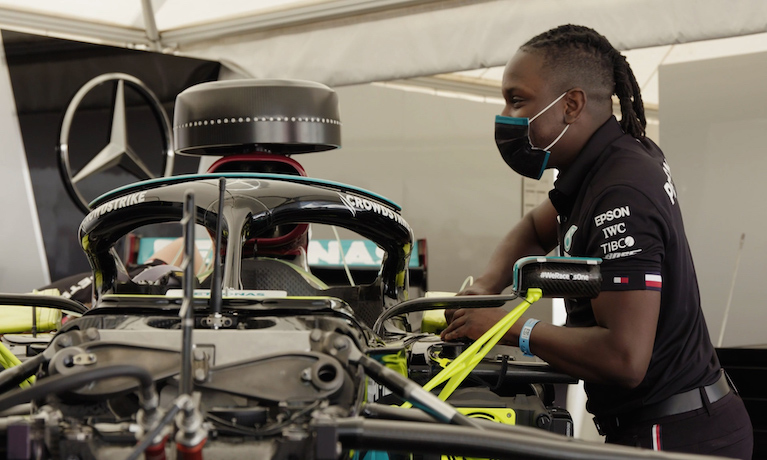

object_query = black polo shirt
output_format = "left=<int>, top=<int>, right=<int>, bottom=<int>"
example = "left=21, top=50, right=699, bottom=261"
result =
left=548, top=116, right=720, bottom=417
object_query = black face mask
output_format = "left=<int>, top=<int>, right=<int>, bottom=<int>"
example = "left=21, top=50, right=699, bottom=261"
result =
left=494, top=116, right=550, bottom=180
left=494, top=92, right=569, bottom=180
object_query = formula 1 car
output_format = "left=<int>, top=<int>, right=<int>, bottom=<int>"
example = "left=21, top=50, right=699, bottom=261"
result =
left=0, top=79, right=716, bottom=460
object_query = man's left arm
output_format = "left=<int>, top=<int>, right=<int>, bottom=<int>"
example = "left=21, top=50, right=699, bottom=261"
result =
left=442, top=290, right=658, bottom=388
left=443, top=185, right=666, bottom=388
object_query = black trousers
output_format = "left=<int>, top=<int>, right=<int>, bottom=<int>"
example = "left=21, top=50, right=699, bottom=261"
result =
left=605, top=392, right=753, bottom=460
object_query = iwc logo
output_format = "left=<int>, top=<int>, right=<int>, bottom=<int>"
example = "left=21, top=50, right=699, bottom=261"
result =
left=563, top=225, right=578, bottom=253
left=57, top=73, right=174, bottom=214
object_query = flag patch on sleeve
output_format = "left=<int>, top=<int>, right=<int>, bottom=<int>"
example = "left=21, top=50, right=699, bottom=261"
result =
left=645, top=273, right=662, bottom=291
left=613, top=277, right=629, bottom=285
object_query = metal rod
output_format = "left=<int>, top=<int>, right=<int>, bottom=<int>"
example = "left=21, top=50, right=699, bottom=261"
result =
left=179, top=191, right=196, bottom=396
left=717, top=233, right=746, bottom=348
left=140, top=0, right=163, bottom=51
left=210, top=178, right=226, bottom=316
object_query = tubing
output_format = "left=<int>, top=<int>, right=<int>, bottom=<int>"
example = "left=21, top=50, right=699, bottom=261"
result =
left=0, top=352, right=46, bottom=393
left=0, top=364, right=154, bottom=413
left=357, top=354, right=480, bottom=428
left=209, top=177, right=226, bottom=316
left=179, top=191, right=196, bottom=396
left=373, top=294, right=519, bottom=336
left=0, top=293, right=88, bottom=315
left=334, top=418, right=719, bottom=460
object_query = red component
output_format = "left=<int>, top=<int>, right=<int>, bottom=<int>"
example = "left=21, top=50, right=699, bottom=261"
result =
left=206, top=153, right=307, bottom=176
left=206, top=152, right=309, bottom=259
left=123, top=232, right=141, bottom=266
left=176, top=438, right=207, bottom=460
left=144, top=437, right=168, bottom=460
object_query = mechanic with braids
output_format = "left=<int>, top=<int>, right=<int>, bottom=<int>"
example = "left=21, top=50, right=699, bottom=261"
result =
left=441, top=24, right=753, bottom=457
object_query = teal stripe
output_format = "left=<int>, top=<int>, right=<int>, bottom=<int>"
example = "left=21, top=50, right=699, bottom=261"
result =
left=535, top=151, right=551, bottom=180
left=495, top=115, right=529, bottom=126
left=90, top=173, right=401, bottom=210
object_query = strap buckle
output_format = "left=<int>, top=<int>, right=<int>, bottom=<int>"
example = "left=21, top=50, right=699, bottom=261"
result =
left=592, top=415, right=619, bottom=436
left=592, top=416, right=605, bottom=436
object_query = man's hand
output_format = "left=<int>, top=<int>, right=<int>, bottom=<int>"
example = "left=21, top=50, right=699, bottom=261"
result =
left=444, top=280, right=500, bottom=323
left=441, top=307, right=508, bottom=342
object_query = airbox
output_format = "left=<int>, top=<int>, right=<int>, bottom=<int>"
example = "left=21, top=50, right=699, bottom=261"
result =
left=173, top=79, right=341, bottom=155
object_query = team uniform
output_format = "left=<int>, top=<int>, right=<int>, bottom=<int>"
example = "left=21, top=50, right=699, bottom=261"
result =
left=548, top=116, right=752, bottom=457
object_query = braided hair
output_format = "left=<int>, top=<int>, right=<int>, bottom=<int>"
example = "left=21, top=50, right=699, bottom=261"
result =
left=521, top=24, right=646, bottom=139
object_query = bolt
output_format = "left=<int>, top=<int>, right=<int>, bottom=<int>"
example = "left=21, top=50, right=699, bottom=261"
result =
left=536, top=414, right=551, bottom=428
left=310, top=329, right=323, bottom=343
left=194, top=349, right=206, bottom=361
left=84, top=328, right=99, bottom=341
left=58, top=335, right=73, bottom=348
left=301, top=368, right=312, bottom=382
left=194, top=368, right=206, bottom=382
left=333, top=337, right=348, bottom=351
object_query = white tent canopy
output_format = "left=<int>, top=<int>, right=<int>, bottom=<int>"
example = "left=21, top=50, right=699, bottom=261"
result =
left=1, top=0, right=767, bottom=96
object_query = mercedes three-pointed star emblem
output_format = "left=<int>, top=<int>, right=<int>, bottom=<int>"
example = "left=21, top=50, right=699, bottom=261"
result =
left=57, top=73, right=174, bottom=214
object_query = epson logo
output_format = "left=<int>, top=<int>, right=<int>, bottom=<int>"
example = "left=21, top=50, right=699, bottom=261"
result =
left=594, top=206, right=630, bottom=227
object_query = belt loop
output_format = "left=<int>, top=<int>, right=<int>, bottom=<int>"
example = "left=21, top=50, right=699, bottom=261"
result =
left=700, top=386, right=713, bottom=415
left=723, top=369, right=739, bottom=396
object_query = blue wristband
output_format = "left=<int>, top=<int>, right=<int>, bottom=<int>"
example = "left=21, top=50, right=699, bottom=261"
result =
left=519, top=318, right=540, bottom=357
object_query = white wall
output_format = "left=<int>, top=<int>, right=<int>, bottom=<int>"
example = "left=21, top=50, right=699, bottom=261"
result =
left=0, top=34, right=49, bottom=292
left=659, top=51, right=767, bottom=348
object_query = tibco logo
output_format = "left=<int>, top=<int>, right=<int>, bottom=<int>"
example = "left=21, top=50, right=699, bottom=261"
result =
left=601, top=236, right=636, bottom=254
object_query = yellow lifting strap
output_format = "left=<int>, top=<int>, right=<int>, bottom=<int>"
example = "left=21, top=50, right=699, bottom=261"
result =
left=402, top=288, right=542, bottom=408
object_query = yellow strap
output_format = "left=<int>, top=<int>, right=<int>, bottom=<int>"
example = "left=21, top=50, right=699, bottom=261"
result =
left=402, top=289, right=542, bottom=408
left=0, top=342, right=35, bottom=388
left=0, top=342, right=22, bottom=368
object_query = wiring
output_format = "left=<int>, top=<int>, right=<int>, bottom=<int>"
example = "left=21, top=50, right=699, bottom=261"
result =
left=332, top=226, right=355, bottom=286
left=0, top=364, right=154, bottom=414
left=459, top=276, right=474, bottom=292
left=206, top=400, right=322, bottom=438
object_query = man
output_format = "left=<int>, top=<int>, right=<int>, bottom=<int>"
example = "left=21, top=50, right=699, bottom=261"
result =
left=441, top=24, right=752, bottom=458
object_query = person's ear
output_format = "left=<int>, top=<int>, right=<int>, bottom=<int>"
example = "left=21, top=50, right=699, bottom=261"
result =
left=563, top=88, right=586, bottom=124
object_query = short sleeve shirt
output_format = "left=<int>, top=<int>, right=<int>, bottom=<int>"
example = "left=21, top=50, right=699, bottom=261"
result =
left=548, top=117, right=720, bottom=417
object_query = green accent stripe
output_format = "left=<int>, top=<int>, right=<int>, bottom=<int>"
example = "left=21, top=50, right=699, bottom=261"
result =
left=495, top=115, right=529, bottom=126
left=535, top=151, right=551, bottom=180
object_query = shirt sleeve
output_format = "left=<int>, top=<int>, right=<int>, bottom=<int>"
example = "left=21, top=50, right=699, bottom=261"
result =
left=581, top=185, right=666, bottom=292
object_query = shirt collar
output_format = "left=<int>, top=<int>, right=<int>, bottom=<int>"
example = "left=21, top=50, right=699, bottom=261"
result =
left=550, top=116, right=625, bottom=216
